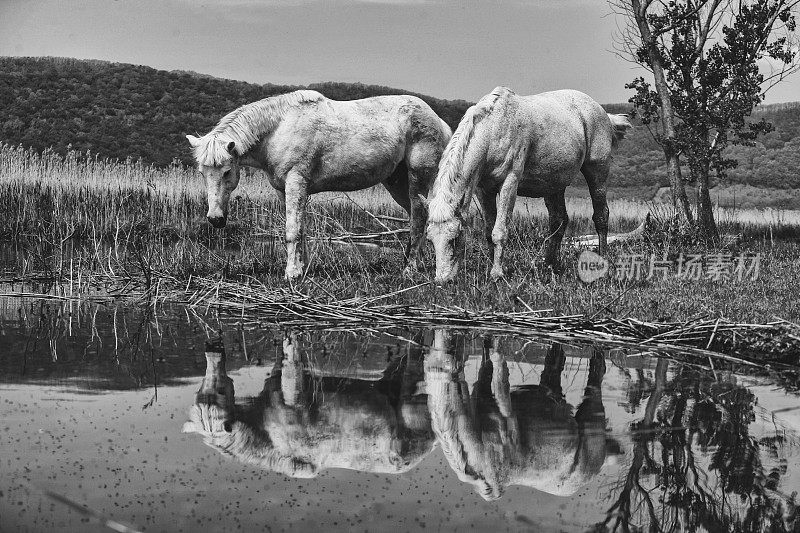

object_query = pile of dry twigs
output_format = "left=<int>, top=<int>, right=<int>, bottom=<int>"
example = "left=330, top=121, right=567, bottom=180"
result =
left=173, top=276, right=800, bottom=369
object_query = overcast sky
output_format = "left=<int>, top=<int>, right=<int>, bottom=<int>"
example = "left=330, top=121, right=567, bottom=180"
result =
left=1, top=0, right=798, bottom=104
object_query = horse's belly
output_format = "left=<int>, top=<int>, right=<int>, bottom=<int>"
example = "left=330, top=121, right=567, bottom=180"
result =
left=518, top=171, right=574, bottom=197
left=308, top=158, right=399, bottom=193
left=517, top=135, right=585, bottom=197
left=307, top=169, right=390, bottom=193
left=306, top=136, right=403, bottom=193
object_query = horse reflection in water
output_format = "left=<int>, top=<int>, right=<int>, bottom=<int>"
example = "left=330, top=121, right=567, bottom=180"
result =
left=425, top=330, right=615, bottom=501
left=182, top=334, right=434, bottom=477
left=183, top=331, right=616, bottom=498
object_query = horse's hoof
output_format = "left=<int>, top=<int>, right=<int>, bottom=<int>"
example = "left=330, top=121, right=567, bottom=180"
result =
left=402, top=265, right=417, bottom=279
left=490, top=267, right=505, bottom=281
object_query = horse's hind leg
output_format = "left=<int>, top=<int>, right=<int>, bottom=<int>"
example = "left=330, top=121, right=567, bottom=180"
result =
left=384, top=161, right=429, bottom=275
left=382, top=161, right=413, bottom=252
left=405, top=168, right=430, bottom=273
left=573, top=347, right=608, bottom=468
left=540, top=343, right=566, bottom=399
left=576, top=346, right=606, bottom=424
left=581, top=160, right=610, bottom=255
left=542, top=191, right=568, bottom=268
left=543, top=189, right=569, bottom=270
left=397, top=330, right=431, bottom=432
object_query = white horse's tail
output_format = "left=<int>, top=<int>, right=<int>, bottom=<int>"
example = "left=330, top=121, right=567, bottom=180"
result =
left=608, top=114, right=633, bottom=149
left=429, top=87, right=511, bottom=222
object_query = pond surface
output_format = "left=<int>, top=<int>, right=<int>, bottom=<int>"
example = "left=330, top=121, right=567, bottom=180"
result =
left=1, top=294, right=799, bottom=532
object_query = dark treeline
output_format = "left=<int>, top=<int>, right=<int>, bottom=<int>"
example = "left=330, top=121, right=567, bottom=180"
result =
left=0, top=57, right=470, bottom=168
left=1, top=56, right=799, bottom=190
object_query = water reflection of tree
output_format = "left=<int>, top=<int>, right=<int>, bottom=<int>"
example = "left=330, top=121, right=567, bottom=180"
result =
left=620, top=368, right=654, bottom=414
left=596, top=360, right=798, bottom=533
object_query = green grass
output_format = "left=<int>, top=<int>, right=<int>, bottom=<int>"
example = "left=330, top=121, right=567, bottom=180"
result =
left=1, top=143, right=799, bottom=323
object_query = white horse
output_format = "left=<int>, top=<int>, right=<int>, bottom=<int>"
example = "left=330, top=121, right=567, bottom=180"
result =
left=425, top=330, right=614, bottom=500
left=183, top=333, right=434, bottom=477
left=186, top=90, right=452, bottom=279
left=424, top=87, right=632, bottom=283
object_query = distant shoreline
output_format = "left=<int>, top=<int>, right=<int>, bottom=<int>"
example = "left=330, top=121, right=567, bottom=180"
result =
left=565, top=184, right=800, bottom=211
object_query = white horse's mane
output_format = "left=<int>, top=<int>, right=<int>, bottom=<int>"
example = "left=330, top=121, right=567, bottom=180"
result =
left=192, top=90, right=325, bottom=167
left=428, top=86, right=512, bottom=223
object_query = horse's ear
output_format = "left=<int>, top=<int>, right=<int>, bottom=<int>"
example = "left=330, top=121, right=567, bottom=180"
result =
left=186, top=134, right=201, bottom=147
left=226, top=141, right=237, bottom=155
left=417, top=194, right=429, bottom=208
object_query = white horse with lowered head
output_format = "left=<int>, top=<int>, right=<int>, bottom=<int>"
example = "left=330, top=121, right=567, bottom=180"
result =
left=425, top=330, right=615, bottom=501
left=424, top=87, right=632, bottom=284
left=187, top=90, right=452, bottom=279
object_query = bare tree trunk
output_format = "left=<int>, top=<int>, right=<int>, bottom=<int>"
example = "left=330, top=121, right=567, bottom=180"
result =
left=631, top=0, right=694, bottom=228
left=696, top=164, right=719, bottom=241
left=666, top=152, right=693, bottom=227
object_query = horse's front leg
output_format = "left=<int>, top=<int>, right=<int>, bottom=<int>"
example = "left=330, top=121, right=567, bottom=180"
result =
left=279, top=332, right=308, bottom=407
left=476, top=187, right=498, bottom=261
left=490, top=173, right=519, bottom=280
left=543, top=190, right=569, bottom=271
left=284, top=171, right=308, bottom=281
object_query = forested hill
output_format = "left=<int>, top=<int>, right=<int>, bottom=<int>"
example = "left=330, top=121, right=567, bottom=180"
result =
left=0, top=57, right=471, bottom=167
left=1, top=56, right=799, bottom=191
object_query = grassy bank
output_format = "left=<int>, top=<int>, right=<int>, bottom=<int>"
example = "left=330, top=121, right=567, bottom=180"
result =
left=1, top=143, right=799, bottom=323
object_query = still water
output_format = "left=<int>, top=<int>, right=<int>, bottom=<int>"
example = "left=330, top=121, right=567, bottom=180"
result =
left=1, top=294, right=799, bottom=532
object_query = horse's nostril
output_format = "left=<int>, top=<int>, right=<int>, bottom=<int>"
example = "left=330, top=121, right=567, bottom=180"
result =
left=434, top=272, right=453, bottom=286
left=207, top=216, right=227, bottom=229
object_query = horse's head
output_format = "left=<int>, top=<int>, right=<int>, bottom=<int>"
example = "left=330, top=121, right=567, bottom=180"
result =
left=182, top=339, right=235, bottom=435
left=186, top=135, right=241, bottom=228
left=425, top=204, right=464, bottom=285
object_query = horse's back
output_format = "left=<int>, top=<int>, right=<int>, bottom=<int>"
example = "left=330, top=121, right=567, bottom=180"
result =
left=477, top=90, right=614, bottom=188
left=479, top=91, right=587, bottom=189
left=274, top=94, right=446, bottom=187
left=344, top=94, right=451, bottom=148
left=329, top=94, right=442, bottom=126
left=525, top=89, right=605, bottom=117
left=523, top=90, right=615, bottom=162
